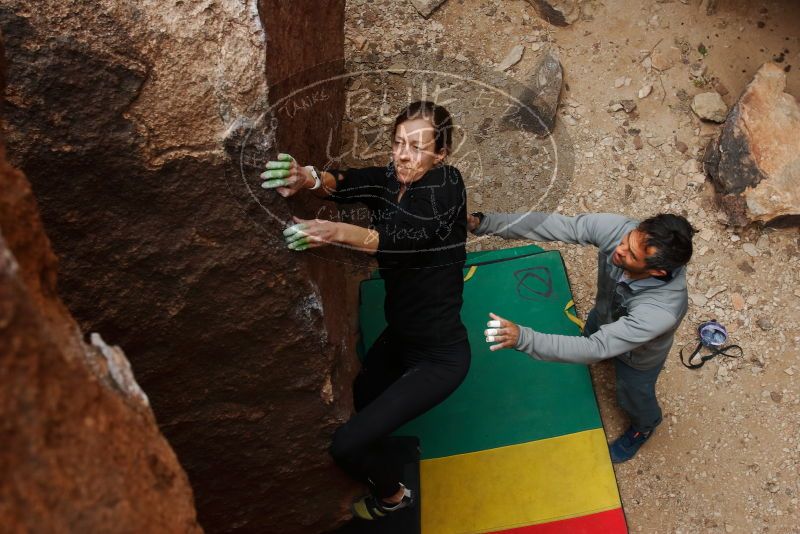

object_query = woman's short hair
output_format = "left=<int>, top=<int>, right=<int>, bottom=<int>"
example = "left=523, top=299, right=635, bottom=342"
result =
left=393, top=101, right=453, bottom=153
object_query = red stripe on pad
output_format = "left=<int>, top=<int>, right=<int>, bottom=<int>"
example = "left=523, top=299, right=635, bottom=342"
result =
left=492, top=508, right=627, bottom=534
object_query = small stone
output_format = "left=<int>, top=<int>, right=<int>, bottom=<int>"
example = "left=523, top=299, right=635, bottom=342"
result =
left=698, top=228, right=714, bottom=242
left=609, top=102, right=624, bottom=112
left=651, top=48, right=677, bottom=71
left=690, top=293, right=707, bottom=306
left=705, top=286, right=726, bottom=299
left=638, top=84, right=653, bottom=99
left=737, top=260, right=755, bottom=274
left=755, top=234, right=769, bottom=251
left=716, top=365, right=728, bottom=381
left=681, top=158, right=701, bottom=174
left=757, top=317, right=773, bottom=331
left=675, top=140, right=689, bottom=153
left=408, top=0, right=448, bottom=18
left=784, top=367, right=795, bottom=376
left=387, top=64, right=407, bottom=75
left=527, top=0, right=581, bottom=26
left=691, top=92, right=729, bottom=122
left=769, top=391, right=782, bottom=403
left=689, top=173, right=706, bottom=186
left=730, top=293, right=745, bottom=310
left=673, top=174, right=688, bottom=190
left=690, top=62, right=707, bottom=78
left=633, top=135, right=643, bottom=150
left=712, top=78, right=729, bottom=96
left=614, top=76, right=626, bottom=88
left=742, top=243, right=759, bottom=257
left=351, top=34, right=367, bottom=50
left=621, top=99, right=637, bottom=113
left=473, top=192, right=482, bottom=204
left=497, top=44, right=525, bottom=71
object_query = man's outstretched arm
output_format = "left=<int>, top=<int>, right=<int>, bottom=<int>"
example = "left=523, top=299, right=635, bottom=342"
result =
left=470, top=212, right=633, bottom=249
left=484, top=305, right=678, bottom=365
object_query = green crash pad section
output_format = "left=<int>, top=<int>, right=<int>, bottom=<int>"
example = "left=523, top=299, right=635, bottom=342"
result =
left=358, top=247, right=602, bottom=460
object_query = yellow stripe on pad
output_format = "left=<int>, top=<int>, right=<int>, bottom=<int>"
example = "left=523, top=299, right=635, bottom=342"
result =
left=420, top=428, right=620, bottom=534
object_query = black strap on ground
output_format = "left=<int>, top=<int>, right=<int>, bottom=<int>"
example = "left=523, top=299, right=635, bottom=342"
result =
left=680, top=341, right=744, bottom=369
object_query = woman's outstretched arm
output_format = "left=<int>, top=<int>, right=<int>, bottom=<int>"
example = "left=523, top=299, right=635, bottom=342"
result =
left=283, top=216, right=379, bottom=254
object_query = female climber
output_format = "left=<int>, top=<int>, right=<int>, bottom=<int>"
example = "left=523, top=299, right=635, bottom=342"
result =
left=261, top=101, right=470, bottom=520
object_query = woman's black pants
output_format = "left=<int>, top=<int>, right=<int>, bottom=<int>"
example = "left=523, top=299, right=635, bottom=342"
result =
left=329, top=331, right=471, bottom=499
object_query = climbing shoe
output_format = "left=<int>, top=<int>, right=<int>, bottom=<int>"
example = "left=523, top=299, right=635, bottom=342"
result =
left=609, top=427, right=653, bottom=463
left=351, top=484, right=414, bottom=520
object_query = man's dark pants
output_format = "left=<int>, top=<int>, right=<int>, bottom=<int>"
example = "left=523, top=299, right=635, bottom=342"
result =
left=584, top=309, right=664, bottom=434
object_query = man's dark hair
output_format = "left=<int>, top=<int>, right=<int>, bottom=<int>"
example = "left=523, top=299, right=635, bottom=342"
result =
left=638, top=213, right=696, bottom=273
left=393, top=100, right=453, bottom=153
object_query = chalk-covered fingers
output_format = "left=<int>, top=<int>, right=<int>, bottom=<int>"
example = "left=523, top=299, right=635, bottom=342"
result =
left=485, top=312, right=521, bottom=352
left=283, top=216, right=340, bottom=251
left=261, top=153, right=311, bottom=197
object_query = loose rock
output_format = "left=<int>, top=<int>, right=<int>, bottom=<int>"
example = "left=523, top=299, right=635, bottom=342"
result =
left=757, top=318, right=774, bottom=331
left=526, top=0, right=580, bottom=26
left=408, top=0, right=448, bottom=18
left=691, top=91, right=729, bottom=122
left=621, top=99, right=637, bottom=113
left=503, top=50, right=563, bottom=136
left=690, top=62, right=708, bottom=78
left=704, top=63, right=800, bottom=225
left=497, top=44, right=525, bottom=71
left=651, top=47, right=678, bottom=71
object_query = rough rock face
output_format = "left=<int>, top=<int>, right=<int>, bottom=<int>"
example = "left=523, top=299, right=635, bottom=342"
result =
left=703, top=63, right=800, bottom=226
left=1, top=1, right=357, bottom=532
left=0, top=134, right=201, bottom=531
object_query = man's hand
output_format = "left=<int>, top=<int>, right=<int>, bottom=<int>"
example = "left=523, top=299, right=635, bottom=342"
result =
left=484, top=312, right=520, bottom=352
left=283, top=216, right=340, bottom=251
left=467, top=213, right=481, bottom=233
left=261, top=153, right=313, bottom=197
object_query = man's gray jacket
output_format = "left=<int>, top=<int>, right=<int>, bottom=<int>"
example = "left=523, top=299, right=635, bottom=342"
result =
left=475, top=212, right=688, bottom=370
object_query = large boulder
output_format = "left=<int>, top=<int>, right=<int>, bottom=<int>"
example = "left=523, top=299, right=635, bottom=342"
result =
left=703, top=63, right=800, bottom=226
left=0, top=1, right=357, bottom=532
left=0, top=129, right=200, bottom=531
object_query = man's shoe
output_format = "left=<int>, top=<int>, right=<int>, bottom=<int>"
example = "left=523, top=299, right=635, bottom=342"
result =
left=609, top=427, right=653, bottom=463
left=351, top=484, right=413, bottom=520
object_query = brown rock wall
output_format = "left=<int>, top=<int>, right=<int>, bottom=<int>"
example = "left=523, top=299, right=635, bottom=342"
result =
left=0, top=136, right=201, bottom=532
left=1, top=1, right=358, bottom=532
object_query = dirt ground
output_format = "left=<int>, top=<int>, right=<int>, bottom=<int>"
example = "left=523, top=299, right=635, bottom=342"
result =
left=341, top=0, right=799, bottom=532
